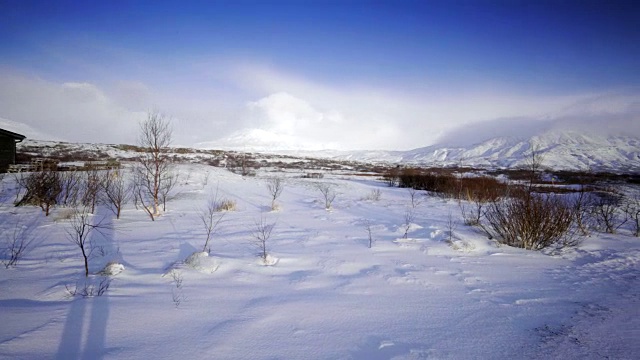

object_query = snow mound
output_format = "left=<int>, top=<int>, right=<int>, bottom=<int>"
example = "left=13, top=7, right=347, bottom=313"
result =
left=98, top=261, right=125, bottom=276
left=184, top=251, right=219, bottom=273
left=258, top=254, right=279, bottom=266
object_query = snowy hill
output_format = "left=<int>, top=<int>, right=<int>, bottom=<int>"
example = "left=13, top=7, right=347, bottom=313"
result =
left=395, top=131, right=640, bottom=171
left=269, top=131, right=640, bottom=172
left=195, top=124, right=640, bottom=172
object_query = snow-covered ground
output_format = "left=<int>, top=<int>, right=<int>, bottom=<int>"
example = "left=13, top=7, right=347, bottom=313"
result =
left=1, top=164, right=638, bottom=359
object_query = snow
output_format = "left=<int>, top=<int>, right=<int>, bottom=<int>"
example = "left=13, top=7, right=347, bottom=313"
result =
left=1, top=164, right=638, bottom=359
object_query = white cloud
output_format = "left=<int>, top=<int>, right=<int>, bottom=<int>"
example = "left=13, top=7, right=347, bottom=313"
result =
left=0, top=70, right=145, bottom=143
left=2, top=59, right=638, bottom=150
left=225, top=64, right=634, bottom=150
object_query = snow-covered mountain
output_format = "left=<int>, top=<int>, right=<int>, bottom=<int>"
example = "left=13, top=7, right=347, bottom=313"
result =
left=203, top=130, right=640, bottom=172
left=393, top=131, right=640, bottom=171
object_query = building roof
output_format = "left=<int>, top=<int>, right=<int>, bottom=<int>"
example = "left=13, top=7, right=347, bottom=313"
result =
left=0, top=128, right=26, bottom=141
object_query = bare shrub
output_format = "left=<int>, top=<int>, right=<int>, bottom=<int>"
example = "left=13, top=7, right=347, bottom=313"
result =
left=101, top=168, right=132, bottom=219
left=81, top=166, right=102, bottom=214
left=363, top=189, right=382, bottom=202
left=59, top=170, right=83, bottom=206
left=15, top=169, right=62, bottom=216
left=407, top=188, right=423, bottom=208
left=251, top=216, right=276, bottom=263
left=445, top=211, right=458, bottom=244
left=624, top=195, right=640, bottom=237
left=216, top=199, right=236, bottom=212
left=199, top=193, right=226, bottom=253
left=266, top=177, right=285, bottom=210
left=591, top=190, right=627, bottom=234
left=2, top=222, right=36, bottom=268
left=402, top=208, right=415, bottom=239
left=171, top=289, right=184, bottom=308
left=158, top=171, right=179, bottom=212
left=571, top=185, right=594, bottom=235
left=383, top=167, right=400, bottom=187
left=483, top=191, right=576, bottom=250
left=65, top=277, right=111, bottom=298
left=363, top=219, right=375, bottom=248
left=315, top=183, right=336, bottom=210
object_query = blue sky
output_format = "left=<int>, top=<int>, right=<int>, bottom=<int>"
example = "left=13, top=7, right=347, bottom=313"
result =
left=0, top=0, right=638, bottom=149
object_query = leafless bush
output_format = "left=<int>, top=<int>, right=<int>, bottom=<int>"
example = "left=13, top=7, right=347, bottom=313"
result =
left=199, top=193, right=226, bottom=253
left=101, top=168, right=132, bottom=219
left=266, top=177, right=285, bottom=210
left=363, top=189, right=382, bottom=202
left=15, top=169, right=62, bottom=216
left=459, top=200, right=484, bottom=226
left=2, top=222, right=36, bottom=268
left=624, top=196, right=640, bottom=237
left=407, top=188, right=423, bottom=208
left=171, top=289, right=184, bottom=308
left=591, top=191, right=627, bottom=234
left=402, top=208, right=416, bottom=239
left=251, top=216, right=276, bottom=263
left=170, top=269, right=183, bottom=289
left=570, top=185, right=594, bottom=235
left=65, top=277, right=111, bottom=298
left=483, top=191, right=576, bottom=250
left=383, top=167, right=400, bottom=187
left=81, top=166, right=102, bottom=214
left=159, top=171, right=179, bottom=212
left=216, top=198, right=236, bottom=211
left=363, top=219, right=375, bottom=248
left=315, top=183, right=336, bottom=210
left=446, top=212, right=458, bottom=244
left=59, top=170, right=82, bottom=206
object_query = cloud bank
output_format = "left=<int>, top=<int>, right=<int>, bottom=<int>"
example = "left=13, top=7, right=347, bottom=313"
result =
left=1, top=64, right=638, bottom=150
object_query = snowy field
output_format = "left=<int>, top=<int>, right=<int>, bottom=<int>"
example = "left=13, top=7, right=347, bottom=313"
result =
left=1, top=164, right=638, bottom=359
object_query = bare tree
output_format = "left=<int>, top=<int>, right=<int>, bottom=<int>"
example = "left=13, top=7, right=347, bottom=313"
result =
left=101, top=168, right=132, bottom=219
left=524, top=141, right=545, bottom=189
left=135, top=110, right=173, bottom=219
left=66, top=207, right=109, bottom=277
left=158, top=171, right=179, bottom=212
left=199, top=193, right=226, bottom=253
left=315, top=183, right=336, bottom=210
left=266, top=177, right=285, bottom=210
left=59, top=170, right=82, bottom=206
left=402, top=208, right=415, bottom=239
left=407, top=188, right=423, bottom=209
left=251, top=216, right=276, bottom=263
left=81, top=166, right=102, bottom=214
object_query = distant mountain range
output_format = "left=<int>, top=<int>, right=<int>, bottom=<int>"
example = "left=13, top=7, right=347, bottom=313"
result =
left=3, top=117, right=639, bottom=172
left=197, top=128, right=640, bottom=171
